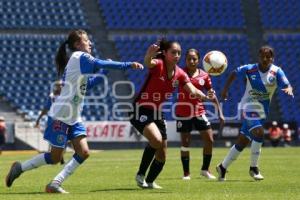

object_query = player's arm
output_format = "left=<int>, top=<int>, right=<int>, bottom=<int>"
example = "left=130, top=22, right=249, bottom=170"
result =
left=36, top=96, right=52, bottom=128
left=35, top=109, right=48, bottom=128
left=277, top=68, right=294, bottom=98
left=183, top=82, right=215, bottom=101
left=144, top=44, right=160, bottom=68
left=209, top=89, right=225, bottom=126
left=221, top=71, right=237, bottom=101
left=80, top=53, right=143, bottom=74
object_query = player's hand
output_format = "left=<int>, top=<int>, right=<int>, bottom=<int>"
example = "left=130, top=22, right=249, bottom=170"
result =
left=282, top=86, right=294, bottom=98
left=146, top=44, right=161, bottom=58
left=219, top=113, right=225, bottom=128
left=207, top=89, right=216, bottom=100
left=220, top=89, right=228, bottom=101
left=35, top=121, right=40, bottom=128
left=131, top=62, right=144, bottom=70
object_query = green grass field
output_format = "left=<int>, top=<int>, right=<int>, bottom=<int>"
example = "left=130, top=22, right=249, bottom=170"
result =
left=0, top=147, right=299, bottom=200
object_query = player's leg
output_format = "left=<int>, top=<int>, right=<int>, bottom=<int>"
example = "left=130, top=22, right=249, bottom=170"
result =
left=6, top=146, right=64, bottom=187
left=135, top=123, right=161, bottom=187
left=143, top=122, right=167, bottom=189
left=216, top=121, right=251, bottom=181
left=200, top=128, right=216, bottom=179
left=6, top=117, right=66, bottom=187
left=193, top=116, right=216, bottom=179
left=145, top=138, right=166, bottom=189
left=180, top=132, right=191, bottom=179
left=249, top=126, right=264, bottom=180
left=130, top=106, right=163, bottom=188
left=177, top=118, right=192, bottom=179
left=46, top=122, right=88, bottom=193
left=46, top=135, right=88, bottom=194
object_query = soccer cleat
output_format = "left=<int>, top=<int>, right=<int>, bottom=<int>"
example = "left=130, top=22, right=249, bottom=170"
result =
left=6, top=162, right=23, bottom=187
left=135, top=174, right=148, bottom=188
left=182, top=175, right=191, bottom=180
left=201, top=170, right=216, bottom=180
left=216, top=164, right=227, bottom=181
left=249, top=167, right=264, bottom=181
left=45, top=182, right=69, bottom=194
left=146, top=182, right=162, bottom=189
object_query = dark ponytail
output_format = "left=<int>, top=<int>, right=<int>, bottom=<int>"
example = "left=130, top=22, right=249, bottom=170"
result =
left=55, top=29, right=87, bottom=78
left=55, top=41, right=68, bottom=78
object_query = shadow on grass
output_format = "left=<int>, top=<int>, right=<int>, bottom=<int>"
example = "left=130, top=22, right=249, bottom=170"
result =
left=191, top=177, right=256, bottom=183
left=163, top=176, right=255, bottom=183
left=90, top=188, right=171, bottom=193
left=1, top=192, right=45, bottom=195
left=90, top=188, right=139, bottom=192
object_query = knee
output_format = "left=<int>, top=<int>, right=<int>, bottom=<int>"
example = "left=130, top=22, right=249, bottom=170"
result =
left=181, top=139, right=190, bottom=147
left=234, top=143, right=246, bottom=152
left=79, top=149, right=90, bottom=160
left=150, top=138, right=163, bottom=149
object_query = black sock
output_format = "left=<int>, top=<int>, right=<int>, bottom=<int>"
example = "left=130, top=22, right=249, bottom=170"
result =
left=181, top=156, right=190, bottom=176
left=201, top=154, right=212, bottom=171
left=145, top=159, right=165, bottom=183
left=137, top=144, right=156, bottom=175
left=60, top=157, right=65, bottom=165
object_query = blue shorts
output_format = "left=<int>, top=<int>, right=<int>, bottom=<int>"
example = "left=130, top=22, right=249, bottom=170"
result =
left=44, top=117, right=86, bottom=148
left=240, top=112, right=265, bottom=140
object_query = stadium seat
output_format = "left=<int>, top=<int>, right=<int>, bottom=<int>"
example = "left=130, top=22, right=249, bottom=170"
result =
left=0, top=0, right=88, bottom=29
left=98, top=0, right=245, bottom=30
left=266, top=34, right=300, bottom=121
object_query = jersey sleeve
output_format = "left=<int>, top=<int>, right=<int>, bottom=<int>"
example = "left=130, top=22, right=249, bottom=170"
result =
left=43, top=96, right=52, bottom=110
left=235, top=65, right=249, bottom=78
left=79, top=53, right=133, bottom=74
left=276, top=67, right=290, bottom=88
left=86, top=75, right=103, bottom=90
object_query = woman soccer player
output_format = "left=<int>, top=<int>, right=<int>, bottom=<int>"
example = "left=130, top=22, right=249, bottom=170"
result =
left=176, top=49, right=224, bottom=180
left=35, top=76, right=104, bottom=165
left=216, top=46, right=293, bottom=181
left=5, top=29, right=143, bottom=193
left=130, top=39, right=215, bottom=189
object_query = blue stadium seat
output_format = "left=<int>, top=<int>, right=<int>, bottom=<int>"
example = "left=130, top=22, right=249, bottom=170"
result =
left=265, top=34, right=300, bottom=121
left=98, top=0, right=245, bottom=30
left=259, top=0, right=300, bottom=29
left=0, top=0, right=88, bottom=29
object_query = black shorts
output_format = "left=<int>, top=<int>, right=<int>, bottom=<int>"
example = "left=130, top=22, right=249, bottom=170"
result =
left=176, top=115, right=211, bottom=133
left=129, top=106, right=167, bottom=140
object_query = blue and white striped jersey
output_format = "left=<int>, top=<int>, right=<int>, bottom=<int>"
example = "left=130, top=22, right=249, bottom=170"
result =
left=235, top=63, right=290, bottom=119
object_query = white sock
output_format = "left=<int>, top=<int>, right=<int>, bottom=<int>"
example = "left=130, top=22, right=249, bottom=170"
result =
left=250, top=141, right=262, bottom=167
left=222, top=145, right=241, bottom=169
left=21, top=153, right=47, bottom=171
left=52, top=157, right=81, bottom=185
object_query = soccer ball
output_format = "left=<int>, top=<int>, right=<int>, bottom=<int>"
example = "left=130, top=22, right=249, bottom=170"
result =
left=202, top=51, right=228, bottom=76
